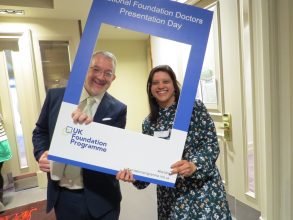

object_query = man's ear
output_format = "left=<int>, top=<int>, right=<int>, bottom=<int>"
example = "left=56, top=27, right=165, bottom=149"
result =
left=111, top=74, right=116, bottom=81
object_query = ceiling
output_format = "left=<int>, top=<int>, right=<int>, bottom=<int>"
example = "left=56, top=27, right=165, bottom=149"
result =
left=0, top=0, right=199, bottom=40
left=0, top=0, right=92, bottom=21
left=0, top=0, right=152, bottom=40
left=0, top=0, right=195, bottom=20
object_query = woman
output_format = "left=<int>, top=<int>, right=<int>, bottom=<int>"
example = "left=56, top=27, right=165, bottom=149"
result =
left=117, top=65, right=232, bottom=219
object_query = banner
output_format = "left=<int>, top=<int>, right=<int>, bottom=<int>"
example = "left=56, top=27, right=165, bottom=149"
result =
left=48, top=0, right=213, bottom=187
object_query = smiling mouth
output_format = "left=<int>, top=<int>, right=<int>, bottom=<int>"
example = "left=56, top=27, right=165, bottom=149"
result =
left=93, top=79, right=106, bottom=87
left=157, top=90, right=168, bottom=94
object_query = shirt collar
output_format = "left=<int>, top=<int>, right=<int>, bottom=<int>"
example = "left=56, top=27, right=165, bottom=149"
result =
left=80, top=87, right=105, bottom=103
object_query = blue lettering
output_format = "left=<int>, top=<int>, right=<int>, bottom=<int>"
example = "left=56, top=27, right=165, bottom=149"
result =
left=70, top=138, right=77, bottom=144
left=72, top=128, right=83, bottom=135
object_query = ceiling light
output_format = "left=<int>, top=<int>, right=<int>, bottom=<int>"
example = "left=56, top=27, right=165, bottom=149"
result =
left=0, top=9, right=25, bottom=15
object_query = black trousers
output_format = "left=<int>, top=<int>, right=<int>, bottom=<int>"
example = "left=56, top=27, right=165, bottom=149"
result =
left=0, top=162, right=3, bottom=202
left=54, top=187, right=120, bottom=220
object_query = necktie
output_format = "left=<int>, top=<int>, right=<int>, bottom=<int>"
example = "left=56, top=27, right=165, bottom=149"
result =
left=63, top=96, right=96, bottom=180
left=64, top=165, right=81, bottom=180
left=82, top=96, right=96, bottom=117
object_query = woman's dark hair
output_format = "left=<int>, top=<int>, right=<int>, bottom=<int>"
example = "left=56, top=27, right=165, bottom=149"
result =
left=147, top=65, right=181, bottom=123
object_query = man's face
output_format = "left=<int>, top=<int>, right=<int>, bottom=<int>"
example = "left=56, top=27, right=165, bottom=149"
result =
left=84, top=55, right=116, bottom=96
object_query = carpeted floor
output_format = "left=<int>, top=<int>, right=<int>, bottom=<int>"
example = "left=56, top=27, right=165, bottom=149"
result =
left=0, top=200, right=55, bottom=220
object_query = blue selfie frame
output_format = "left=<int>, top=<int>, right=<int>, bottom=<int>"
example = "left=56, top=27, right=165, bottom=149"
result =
left=63, top=0, right=213, bottom=133
left=48, top=0, right=213, bottom=187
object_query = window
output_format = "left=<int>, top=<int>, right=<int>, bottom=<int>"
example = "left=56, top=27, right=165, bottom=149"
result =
left=39, top=41, right=71, bottom=91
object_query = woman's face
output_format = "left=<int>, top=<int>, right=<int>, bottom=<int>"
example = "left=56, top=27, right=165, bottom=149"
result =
left=150, top=71, right=175, bottom=108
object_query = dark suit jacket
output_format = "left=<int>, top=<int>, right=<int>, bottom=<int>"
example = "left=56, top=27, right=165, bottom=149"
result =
left=32, top=87, right=127, bottom=218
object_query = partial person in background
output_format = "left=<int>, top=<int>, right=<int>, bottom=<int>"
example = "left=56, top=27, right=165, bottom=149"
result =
left=0, top=113, right=13, bottom=212
left=32, top=51, right=127, bottom=220
left=0, top=161, right=4, bottom=212
left=117, top=65, right=232, bottom=219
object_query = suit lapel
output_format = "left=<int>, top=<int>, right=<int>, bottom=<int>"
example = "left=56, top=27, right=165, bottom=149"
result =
left=93, top=93, right=112, bottom=122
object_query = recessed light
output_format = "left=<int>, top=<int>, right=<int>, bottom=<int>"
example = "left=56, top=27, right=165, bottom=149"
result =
left=0, top=9, right=25, bottom=15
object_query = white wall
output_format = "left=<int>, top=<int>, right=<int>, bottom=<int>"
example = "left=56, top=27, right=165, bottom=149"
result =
left=275, top=0, right=293, bottom=219
left=96, top=39, right=150, bottom=132
left=150, top=36, right=190, bottom=84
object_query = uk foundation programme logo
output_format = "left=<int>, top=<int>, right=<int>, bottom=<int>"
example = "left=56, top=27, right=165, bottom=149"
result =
left=63, top=126, right=83, bottom=135
left=62, top=126, right=108, bottom=152
left=63, top=126, right=73, bottom=134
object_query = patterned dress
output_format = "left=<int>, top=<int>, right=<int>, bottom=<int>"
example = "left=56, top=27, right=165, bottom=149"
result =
left=133, top=100, right=232, bottom=220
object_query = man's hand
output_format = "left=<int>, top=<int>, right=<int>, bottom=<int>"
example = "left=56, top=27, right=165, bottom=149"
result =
left=71, top=108, right=93, bottom=125
left=116, top=169, right=135, bottom=183
left=170, top=160, right=197, bottom=177
left=38, top=151, right=50, bottom=173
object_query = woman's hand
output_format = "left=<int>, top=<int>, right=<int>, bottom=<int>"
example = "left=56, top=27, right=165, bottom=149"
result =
left=71, top=108, right=93, bottom=125
left=116, top=169, right=135, bottom=183
left=170, top=160, right=197, bottom=177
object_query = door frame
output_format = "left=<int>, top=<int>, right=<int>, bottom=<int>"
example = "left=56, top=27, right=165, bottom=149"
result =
left=252, top=0, right=293, bottom=219
left=195, top=0, right=277, bottom=219
left=0, top=30, right=40, bottom=178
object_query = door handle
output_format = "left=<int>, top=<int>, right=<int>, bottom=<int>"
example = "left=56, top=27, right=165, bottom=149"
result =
left=218, top=113, right=232, bottom=141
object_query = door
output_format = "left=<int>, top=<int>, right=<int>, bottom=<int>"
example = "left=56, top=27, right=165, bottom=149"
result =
left=196, top=0, right=260, bottom=216
left=0, top=31, right=40, bottom=182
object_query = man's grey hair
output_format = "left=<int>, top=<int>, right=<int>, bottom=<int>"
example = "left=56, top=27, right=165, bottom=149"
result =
left=92, top=51, right=117, bottom=73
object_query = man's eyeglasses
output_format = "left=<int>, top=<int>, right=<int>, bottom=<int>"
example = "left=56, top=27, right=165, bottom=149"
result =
left=90, top=66, right=113, bottom=79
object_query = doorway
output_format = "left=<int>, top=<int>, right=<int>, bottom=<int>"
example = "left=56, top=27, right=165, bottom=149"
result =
left=0, top=31, right=40, bottom=190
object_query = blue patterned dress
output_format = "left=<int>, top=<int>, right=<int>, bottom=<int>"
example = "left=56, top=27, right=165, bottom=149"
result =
left=133, top=100, right=232, bottom=220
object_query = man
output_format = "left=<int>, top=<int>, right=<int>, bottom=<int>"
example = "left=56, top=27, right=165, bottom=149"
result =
left=32, top=51, right=127, bottom=220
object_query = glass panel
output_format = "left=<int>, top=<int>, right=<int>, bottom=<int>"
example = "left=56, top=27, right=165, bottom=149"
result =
left=196, top=6, right=218, bottom=105
left=4, top=50, right=28, bottom=168
left=241, top=0, right=255, bottom=193
left=39, top=41, right=70, bottom=91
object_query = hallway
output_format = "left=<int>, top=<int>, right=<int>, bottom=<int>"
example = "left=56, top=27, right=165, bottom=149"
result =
left=0, top=0, right=292, bottom=219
